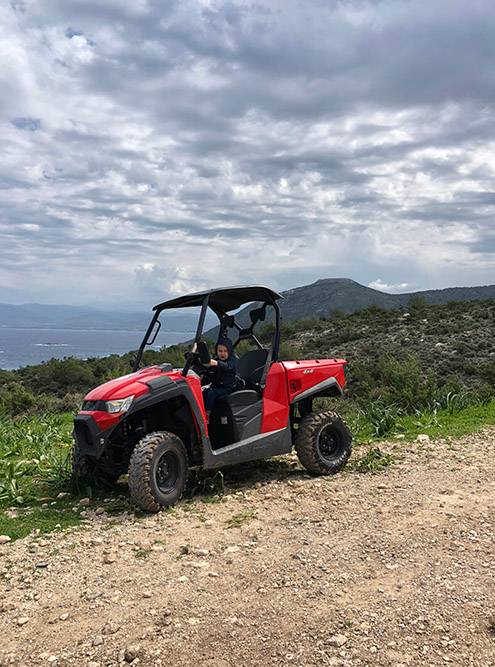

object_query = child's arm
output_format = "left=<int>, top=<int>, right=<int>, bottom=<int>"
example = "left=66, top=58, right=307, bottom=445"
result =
left=209, top=358, right=236, bottom=371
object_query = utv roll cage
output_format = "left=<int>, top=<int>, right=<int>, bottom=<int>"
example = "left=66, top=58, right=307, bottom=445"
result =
left=132, top=285, right=283, bottom=374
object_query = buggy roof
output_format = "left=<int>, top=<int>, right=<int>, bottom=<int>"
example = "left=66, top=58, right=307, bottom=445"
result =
left=153, top=285, right=282, bottom=313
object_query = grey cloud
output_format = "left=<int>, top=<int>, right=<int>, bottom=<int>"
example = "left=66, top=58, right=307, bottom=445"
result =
left=0, top=0, right=494, bottom=305
left=469, top=231, right=495, bottom=254
left=11, top=117, right=41, bottom=131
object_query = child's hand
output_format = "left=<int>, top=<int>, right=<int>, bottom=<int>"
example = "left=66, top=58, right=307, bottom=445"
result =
left=209, top=359, right=218, bottom=367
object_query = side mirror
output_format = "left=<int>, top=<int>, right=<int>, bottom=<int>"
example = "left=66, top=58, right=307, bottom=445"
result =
left=197, top=340, right=211, bottom=365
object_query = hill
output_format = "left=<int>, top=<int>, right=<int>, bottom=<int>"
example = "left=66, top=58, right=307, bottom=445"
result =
left=276, top=297, right=495, bottom=394
left=0, top=297, right=494, bottom=418
left=280, top=278, right=495, bottom=319
left=3, top=280, right=495, bottom=333
left=204, top=278, right=495, bottom=339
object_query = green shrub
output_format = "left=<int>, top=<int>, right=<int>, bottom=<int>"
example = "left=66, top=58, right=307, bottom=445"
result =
left=0, top=414, right=73, bottom=504
left=348, top=353, right=438, bottom=411
left=0, top=384, right=37, bottom=416
left=359, top=402, right=401, bottom=437
left=350, top=447, right=395, bottom=473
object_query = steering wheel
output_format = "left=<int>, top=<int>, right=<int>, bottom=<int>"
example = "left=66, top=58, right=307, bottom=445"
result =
left=183, top=340, right=212, bottom=376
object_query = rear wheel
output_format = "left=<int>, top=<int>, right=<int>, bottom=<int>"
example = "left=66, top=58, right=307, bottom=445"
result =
left=128, top=431, right=188, bottom=512
left=295, top=411, right=352, bottom=475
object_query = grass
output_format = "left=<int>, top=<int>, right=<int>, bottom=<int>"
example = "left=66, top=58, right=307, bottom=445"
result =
left=0, top=412, right=133, bottom=540
left=0, top=412, right=87, bottom=539
left=135, top=547, right=152, bottom=559
left=226, top=508, right=257, bottom=528
left=0, top=502, right=83, bottom=541
left=349, top=447, right=395, bottom=473
left=1, top=399, right=495, bottom=540
left=396, top=401, right=495, bottom=440
left=0, top=412, right=74, bottom=505
left=351, top=398, right=495, bottom=444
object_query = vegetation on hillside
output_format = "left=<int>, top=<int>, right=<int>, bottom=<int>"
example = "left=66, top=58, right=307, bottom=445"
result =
left=1, top=298, right=495, bottom=538
left=1, top=298, right=494, bottom=417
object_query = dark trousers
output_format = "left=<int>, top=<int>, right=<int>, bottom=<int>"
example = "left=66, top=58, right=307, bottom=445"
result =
left=203, top=386, right=232, bottom=411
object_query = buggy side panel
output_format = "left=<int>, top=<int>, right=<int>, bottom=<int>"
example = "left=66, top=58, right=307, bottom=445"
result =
left=281, top=359, right=346, bottom=404
left=261, top=362, right=290, bottom=433
left=202, top=424, right=292, bottom=469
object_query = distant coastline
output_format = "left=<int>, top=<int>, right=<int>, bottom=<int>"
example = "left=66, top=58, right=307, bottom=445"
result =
left=0, top=327, right=194, bottom=371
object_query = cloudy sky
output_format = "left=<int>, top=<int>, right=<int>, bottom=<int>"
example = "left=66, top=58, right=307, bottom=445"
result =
left=1, top=0, right=494, bottom=307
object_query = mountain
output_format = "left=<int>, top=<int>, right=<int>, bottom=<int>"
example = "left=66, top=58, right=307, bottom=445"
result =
left=0, top=303, right=208, bottom=332
left=3, top=279, right=495, bottom=334
left=277, top=278, right=495, bottom=319
left=203, top=278, right=495, bottom=338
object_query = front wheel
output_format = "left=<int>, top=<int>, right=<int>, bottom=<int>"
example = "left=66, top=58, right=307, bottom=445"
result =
left=128, top=431, right=188, bottom=512
left=295, top=411, right=352, bottom=475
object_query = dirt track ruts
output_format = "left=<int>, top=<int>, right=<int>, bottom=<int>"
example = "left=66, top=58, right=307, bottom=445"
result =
left=1, top=430, right=494, bottom=667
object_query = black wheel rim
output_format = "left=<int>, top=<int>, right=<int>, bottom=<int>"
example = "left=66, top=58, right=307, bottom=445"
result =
left=317, top=424, right=343, bottom=463
left=155, top=451, right=179, bottom=494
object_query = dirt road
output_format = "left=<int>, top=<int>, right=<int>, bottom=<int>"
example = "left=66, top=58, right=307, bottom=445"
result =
left=1, top=431, right=494, bottom=667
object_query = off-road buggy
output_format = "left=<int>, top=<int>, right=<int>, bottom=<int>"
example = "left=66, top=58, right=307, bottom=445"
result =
left=73, top=286, right=352, bottom=511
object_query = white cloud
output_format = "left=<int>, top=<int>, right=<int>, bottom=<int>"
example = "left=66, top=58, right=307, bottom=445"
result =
left=0, top=0, right=494, bottom=306
left=367, top=280, right=410, bottom=293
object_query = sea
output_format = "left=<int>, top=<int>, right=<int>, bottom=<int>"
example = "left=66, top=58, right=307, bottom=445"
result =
left=0, top=327, right=193, bottom=370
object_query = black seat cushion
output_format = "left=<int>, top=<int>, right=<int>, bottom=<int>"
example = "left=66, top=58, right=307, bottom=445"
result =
left=220, top=389, right=260, bottom=408
left=209, top=390, right=262, bottom=448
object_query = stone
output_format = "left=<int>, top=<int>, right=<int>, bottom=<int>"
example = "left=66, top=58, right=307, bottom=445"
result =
left=17, top=617, right=30, bottom=626
left=102, top=622, right=120, bottom=635
left=79, top=497, right=91, bottom=506
left=184, top=560, right=209, bottom=569
left=416, top=434, right=430, bottom=443
left=0, top=535, right=11, bottom=545
left=224, top=546, right=240, bottom=555
left=124, top=645, right=140, bottom=663
left=328, top=634, right=348, bottom=647
left=92, top=636, right=103, bottom=647
left=103, top=554, right=117, bottom=564
left=59, top=613, right=69, bottom=621
left=177, top=575, right=189, bottom=583
left=192, top=548, right=209, bottom=557
left=36, top=562, right=49, bottom=568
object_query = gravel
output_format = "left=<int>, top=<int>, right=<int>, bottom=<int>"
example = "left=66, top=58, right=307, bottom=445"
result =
left=1, top=429, right=494, bottom=666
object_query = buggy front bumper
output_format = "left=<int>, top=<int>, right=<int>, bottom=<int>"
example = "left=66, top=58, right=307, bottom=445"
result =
left=73, top=413, right=119, bottom=459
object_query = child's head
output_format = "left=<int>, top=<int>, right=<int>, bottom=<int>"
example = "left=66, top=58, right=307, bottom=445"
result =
left=216, top=338, right=232, bottom=360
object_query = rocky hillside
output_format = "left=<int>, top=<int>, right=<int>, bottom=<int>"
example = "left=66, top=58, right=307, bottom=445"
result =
left=280, top=278, right=495, bottom=319
left=279, top=297, right=495, bottom=391
left=205, top=279, right=495, bottom=339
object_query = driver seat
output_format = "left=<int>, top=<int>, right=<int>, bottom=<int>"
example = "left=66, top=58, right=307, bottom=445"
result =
left=208, top=349, right=269, bottom=449
left=237, top=348, right=269, bottom=391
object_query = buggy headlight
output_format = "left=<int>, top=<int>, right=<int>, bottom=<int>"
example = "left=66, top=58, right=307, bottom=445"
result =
left=106, top=395, right=134, bottom=414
